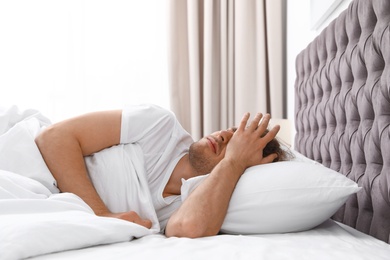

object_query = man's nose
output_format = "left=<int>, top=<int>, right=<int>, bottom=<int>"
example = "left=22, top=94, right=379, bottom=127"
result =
left=219, top=130, right=233, bottom=143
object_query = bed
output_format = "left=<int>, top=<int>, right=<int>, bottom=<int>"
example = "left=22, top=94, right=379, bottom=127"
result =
left=1, top=0, right=390, bottom=259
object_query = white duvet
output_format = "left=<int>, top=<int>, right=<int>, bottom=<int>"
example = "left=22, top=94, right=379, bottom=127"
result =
left=0, top=106, right=157, bottom=260
left=0, top=170, right=154, bottom=260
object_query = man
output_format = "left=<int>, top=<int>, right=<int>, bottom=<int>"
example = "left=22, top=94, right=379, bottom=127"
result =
left=35, top=104, right=280, bottom=238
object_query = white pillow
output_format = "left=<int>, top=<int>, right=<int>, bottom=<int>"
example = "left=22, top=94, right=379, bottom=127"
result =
left=181, top=161, right=360, bottom=234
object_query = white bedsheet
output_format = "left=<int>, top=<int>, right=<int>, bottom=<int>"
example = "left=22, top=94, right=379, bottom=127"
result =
left=31, top=220, right=390, bottom=260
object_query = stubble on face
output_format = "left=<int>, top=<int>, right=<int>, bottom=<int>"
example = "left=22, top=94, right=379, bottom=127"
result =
left=188, top=141, right=217, bottom=176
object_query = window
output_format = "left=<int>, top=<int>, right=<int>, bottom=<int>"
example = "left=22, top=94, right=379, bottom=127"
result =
left=0, top=0, right=169, bottom=122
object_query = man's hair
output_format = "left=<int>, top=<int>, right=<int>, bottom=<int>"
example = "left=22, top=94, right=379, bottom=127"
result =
left=261, top=129, right=292, bottom=162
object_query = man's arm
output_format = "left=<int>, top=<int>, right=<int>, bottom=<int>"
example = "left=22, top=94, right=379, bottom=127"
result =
left=35, top=110, right=152, bottom=228
left=165, top=113, right=280, bottom=238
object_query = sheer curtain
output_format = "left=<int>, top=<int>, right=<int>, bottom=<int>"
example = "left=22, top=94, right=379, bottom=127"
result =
left=0, top=0, right=169, bottom=123
left=168, top=0, right=286, bottom=140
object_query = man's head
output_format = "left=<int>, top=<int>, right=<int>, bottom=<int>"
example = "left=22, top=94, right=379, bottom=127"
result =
left=188, top=127, right=289, bottom=176
left=188, top=128, right=235, bottom=175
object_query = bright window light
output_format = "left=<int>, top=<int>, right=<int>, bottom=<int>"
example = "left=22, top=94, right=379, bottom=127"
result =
left=0, top=0, right=169, bottom=122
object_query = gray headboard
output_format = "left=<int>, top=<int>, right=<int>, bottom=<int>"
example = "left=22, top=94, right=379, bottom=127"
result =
left=294, top=0, right=390, bottom=243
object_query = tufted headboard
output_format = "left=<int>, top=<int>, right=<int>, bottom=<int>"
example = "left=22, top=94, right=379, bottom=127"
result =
left=294, top=0, right=390, bottom=243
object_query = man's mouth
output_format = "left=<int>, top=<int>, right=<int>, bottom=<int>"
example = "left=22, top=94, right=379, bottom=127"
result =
left=206, top=137, right=217, bottom=154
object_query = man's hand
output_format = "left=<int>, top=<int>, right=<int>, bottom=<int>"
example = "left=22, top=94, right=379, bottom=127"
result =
left=100, top=211, right=152, bottom=229
left=225, top=113, right=280, bottom=172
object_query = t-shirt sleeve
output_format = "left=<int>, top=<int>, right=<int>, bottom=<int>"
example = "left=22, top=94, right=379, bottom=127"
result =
left=120, top=104, right=176, bottom=144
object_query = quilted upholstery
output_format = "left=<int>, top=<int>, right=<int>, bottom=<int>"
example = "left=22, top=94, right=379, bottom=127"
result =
left=294, top=0, right=390, bottom=243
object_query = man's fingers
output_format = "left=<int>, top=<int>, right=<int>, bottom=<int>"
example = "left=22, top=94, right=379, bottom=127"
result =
left=238, top=112, right=280, bottom=142
left=138, top=219, right=153, bottom=229
left=261, top=124, right=280, bottom=143
left=116, top=211, right=152, bottom=229
left=238, top=112, right=250, bottom=131
left=248, top=113, right=263, bottom=131
left=261, top=153, right=279, bottom=164
left=255, top=113, right=271, bottom=135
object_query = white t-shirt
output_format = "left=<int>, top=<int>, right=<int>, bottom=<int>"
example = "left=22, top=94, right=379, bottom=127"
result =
left=120, top=104, right=193, bottom=230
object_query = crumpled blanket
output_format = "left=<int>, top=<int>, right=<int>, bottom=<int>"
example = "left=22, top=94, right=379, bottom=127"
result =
left=0, top=106, right=158, bottom=260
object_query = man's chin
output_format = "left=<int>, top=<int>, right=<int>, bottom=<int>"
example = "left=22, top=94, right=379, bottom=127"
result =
left=188, top=146, right=215, bottom=176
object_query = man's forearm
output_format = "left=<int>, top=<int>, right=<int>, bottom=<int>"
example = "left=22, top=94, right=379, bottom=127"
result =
left=165, top=159, right=244, bottom=238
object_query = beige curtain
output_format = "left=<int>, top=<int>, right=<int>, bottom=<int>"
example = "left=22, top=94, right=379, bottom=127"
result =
left=168, top=0, right=285, bottom=140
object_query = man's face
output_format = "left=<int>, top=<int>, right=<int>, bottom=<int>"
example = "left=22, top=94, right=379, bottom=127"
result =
left=188, top=128, right=236, bottom=175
